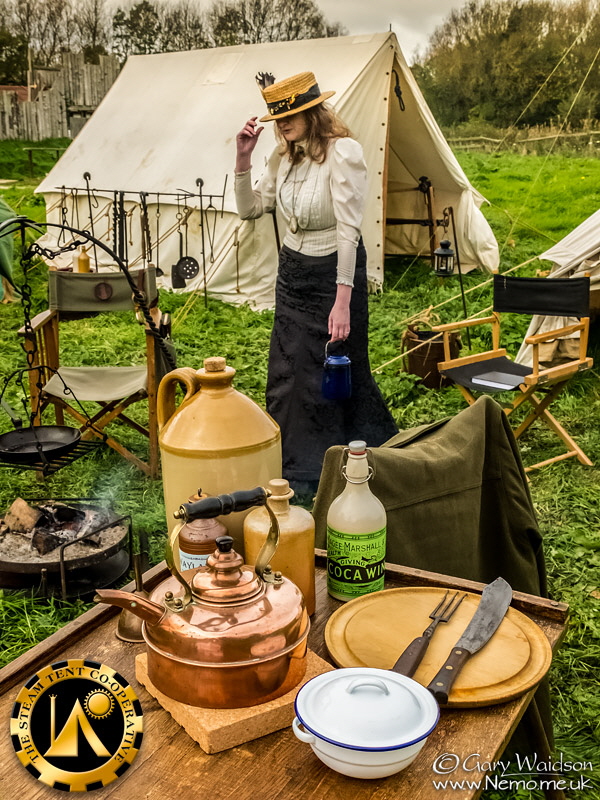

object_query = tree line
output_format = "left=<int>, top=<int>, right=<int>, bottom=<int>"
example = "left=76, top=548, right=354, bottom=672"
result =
left=1, top=0, right=598, bottom=129
left=0, top=0, right=345, bottom=82
left=412, top=0, right=600, bottom=127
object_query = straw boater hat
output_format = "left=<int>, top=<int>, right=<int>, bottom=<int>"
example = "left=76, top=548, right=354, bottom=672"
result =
left=257, top=71, right=335, bottom=122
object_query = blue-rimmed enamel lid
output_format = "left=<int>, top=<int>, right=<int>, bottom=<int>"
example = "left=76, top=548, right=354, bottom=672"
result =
left=294, top=667, right=439, bottom=751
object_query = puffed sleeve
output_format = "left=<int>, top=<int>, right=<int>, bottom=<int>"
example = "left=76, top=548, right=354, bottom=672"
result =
left=330, top=137, right=367, bottom=286
left=234, top=147, right=279, bottom=219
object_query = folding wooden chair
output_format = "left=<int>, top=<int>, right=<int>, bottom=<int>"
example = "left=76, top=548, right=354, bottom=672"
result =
left=18, top=266, right=174, bottom=478
left=432, top=274, right=593, bottom=471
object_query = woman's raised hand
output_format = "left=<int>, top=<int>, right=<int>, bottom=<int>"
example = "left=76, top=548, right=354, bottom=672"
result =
left=236, top=117, right=264, bottom=172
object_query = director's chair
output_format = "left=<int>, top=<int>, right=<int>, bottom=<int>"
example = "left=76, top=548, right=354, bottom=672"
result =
left=432, top=274, right=593, bottom=471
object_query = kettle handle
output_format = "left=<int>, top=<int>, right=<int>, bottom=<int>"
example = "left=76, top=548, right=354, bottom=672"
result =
left=174, top=488, right=281, bottom=582
left=157, top=367, right=200, bottom=430
left=164, top=520, right=194, bottom=611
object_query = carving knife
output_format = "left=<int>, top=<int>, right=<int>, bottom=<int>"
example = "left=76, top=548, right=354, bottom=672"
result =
left=427, top=577, right=513, bottom=705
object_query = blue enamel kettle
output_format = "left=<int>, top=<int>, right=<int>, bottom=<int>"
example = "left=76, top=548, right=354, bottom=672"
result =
left=322, top=342, right=352, bottom=400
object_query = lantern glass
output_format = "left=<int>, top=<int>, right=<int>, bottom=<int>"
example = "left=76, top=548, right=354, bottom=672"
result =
left=434, top=239, right=455, bottom=276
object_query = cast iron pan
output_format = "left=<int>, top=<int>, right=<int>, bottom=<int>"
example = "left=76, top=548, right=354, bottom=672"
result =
left=0, top=425, right=81, bottom=465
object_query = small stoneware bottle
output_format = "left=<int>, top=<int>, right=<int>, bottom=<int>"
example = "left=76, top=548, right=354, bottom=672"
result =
left=178, top=489, right=228, bottom=571
left=77, top=246, right=90, bottom=273
left=244, top=478, right=316, bottom=615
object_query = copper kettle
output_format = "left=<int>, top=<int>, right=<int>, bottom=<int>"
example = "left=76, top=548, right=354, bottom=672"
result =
left=95, top=488, right=309, bottom=709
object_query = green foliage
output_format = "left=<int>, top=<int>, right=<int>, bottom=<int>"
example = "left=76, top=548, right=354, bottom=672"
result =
left=0, top=26, right=27, bottom=84
left=414, top=0, right=600, bottom=128
left=1, top=145, right=600, bottom=798
left=0, top=138, right=71, bottom=181
left=112, top=1, right=162, bottom=58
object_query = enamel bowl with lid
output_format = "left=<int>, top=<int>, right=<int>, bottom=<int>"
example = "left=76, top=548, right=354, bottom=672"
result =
left=293, top=667, right=439, bottom=779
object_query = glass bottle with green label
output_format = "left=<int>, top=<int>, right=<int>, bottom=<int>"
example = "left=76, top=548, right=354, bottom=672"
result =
left=326, top=440, right=386, bottom=601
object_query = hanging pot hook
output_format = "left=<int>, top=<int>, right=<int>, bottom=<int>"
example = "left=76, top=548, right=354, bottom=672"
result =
left=83, top=171, right=99, bottom=208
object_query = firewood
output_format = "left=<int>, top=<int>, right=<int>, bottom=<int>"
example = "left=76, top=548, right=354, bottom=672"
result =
left=4, top=498, right=42, bottom=533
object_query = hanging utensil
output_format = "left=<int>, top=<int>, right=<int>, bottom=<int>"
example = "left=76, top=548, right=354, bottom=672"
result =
left=69, top=188, right=80, bottom=229
left=119, top=191, right=127, bottom=264
left=391, top=592, right=466, bottom=678
left=139, top=191, right=152, bottom=266
left=179, top=200, right=199, bottom=281
left=171, top=195, right=199, bottom=288
left=427, top=577, right=512, bottom=704
left=171, top=227, right=186, bottom=289
left=196, top=177, right=208, bottom=308
left=204, top=194, right=217, bottom=263
left=83, top=172, right=99, bottom=271
left=58, top=186, right=68, bottom=245
left=0, top=398, right=80, bottom=466
left=155, top=192, right=163, bottom=277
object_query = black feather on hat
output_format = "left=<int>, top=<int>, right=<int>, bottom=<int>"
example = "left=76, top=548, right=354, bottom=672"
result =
left=255, top=72, right=275, bottom=89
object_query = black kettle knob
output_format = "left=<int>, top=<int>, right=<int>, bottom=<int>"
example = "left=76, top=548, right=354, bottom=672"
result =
left=216, top=536, right=234, bottom=553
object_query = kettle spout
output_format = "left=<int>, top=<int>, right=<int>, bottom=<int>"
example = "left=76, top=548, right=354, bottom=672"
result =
left=94, top=589, right=166, bottom=626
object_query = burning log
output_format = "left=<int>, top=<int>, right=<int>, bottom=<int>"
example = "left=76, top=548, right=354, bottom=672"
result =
left=1, top=499, right=109, bottom=555
left=4, top=498, right=42, bottom=533
left=31, top=529, right=65, bottom=556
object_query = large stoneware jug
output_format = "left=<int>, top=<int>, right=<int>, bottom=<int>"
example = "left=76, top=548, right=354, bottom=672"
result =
left=158, top=357, right=281, bottom=552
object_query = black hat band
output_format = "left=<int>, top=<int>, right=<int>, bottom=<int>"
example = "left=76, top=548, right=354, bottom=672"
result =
left=267, top=83, right=322, bottom=116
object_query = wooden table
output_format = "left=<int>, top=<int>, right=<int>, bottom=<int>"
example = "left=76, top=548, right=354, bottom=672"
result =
left=0, top=553, right=568, bottom=800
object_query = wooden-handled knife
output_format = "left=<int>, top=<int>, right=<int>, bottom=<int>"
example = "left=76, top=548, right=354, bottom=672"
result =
left=427, top=577, right=513, bottom=705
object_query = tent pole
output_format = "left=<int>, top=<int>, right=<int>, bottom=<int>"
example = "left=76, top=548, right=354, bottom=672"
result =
left=448, top=206, right=470, bottom=348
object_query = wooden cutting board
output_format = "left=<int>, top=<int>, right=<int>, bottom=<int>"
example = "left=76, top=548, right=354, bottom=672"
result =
left=325, top=587, right=552, bottom=707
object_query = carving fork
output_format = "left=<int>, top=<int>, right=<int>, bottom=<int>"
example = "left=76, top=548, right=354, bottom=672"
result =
left=391, top=592, right=466, bottom=678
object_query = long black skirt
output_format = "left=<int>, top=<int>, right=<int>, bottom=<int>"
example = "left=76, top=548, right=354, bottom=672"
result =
left=266, top=243, right=398, bottom=483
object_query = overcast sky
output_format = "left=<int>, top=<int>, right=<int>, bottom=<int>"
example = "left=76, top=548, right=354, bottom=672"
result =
left=316, top=0, right=454, bottom=61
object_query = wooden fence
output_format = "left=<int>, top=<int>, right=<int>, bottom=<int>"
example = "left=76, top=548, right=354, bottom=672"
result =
left=448, top=129, right=600, bottom=155
left=0, top=54, right=120, bottom=141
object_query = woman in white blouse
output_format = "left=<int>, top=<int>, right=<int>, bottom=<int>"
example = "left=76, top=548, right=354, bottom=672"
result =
left=235, top=71, right=397, bottom=497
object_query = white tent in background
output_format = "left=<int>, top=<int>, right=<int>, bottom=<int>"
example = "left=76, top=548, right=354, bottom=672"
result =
left=517, top=208, right=600, bottom=365
left=36, top=32, right=499, bottom=309
left=538, top=209, right=600, bottom=280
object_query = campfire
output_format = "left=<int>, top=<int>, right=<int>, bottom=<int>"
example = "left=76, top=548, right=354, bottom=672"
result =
left=1, top=498, right=116, bottom=558
left=0, top=497, right=131, bottom=597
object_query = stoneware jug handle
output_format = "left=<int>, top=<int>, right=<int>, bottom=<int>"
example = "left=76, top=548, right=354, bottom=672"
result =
left=157, top=367, right=200, bottom=430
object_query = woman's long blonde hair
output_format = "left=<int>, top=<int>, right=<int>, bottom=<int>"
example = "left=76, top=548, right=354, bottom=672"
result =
left=275, top=103, right=352, bottom=165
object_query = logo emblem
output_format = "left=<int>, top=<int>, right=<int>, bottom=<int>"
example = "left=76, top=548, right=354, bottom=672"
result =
left=10, top=659, right=143, bottom=792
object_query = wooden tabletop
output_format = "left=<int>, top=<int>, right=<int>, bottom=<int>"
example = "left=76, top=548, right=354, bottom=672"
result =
left=0, top=553, right=568, bottom=800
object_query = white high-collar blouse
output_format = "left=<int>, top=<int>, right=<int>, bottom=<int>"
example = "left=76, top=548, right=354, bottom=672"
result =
left=234, top=137, right=367, bottom=286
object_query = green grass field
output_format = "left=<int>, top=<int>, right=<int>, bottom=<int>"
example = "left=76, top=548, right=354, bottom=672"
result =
left=0, top=141, right=599, bottom=798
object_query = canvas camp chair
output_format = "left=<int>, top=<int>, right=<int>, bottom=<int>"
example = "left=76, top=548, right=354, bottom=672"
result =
left=432, top=273, right=593, bottom=471
left=18, top=266, right=174, bottom=478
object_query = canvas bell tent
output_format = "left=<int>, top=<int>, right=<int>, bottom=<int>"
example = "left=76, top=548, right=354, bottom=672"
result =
left=36, top=32, right=499, bottom=309
left=539, top=208, right=600, bottom=283
left=517, top=208, right=600, bottom=365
